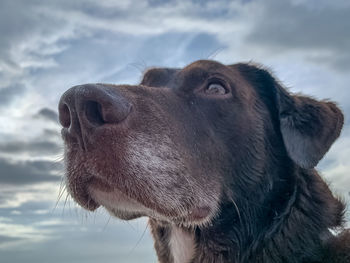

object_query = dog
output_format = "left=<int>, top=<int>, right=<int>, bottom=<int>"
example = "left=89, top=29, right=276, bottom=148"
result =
left=58, top=60, right=350, bottom=262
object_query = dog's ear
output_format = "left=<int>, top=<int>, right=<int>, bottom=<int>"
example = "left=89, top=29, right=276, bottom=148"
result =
left=141, top=68, right=178, bottom=87
left=234, top=63, right=344, bottom=169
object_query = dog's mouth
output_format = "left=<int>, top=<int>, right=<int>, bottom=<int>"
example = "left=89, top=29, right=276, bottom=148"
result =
left=64, top=149, right=220, bottom=226
left=66, top=175, right=111, bottom=212
left=67, top=169, right=154, bottom=220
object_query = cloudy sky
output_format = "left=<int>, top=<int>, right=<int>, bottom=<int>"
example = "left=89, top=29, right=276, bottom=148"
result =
left=0, top=0, right=349, bottom=262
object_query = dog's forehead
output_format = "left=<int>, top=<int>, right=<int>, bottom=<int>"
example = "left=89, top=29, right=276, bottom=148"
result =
left=142, top=60, right=231, bottom=80
left=141, top=60, right=236, bottom=89
left=180, top=60, right=250, bottom=93
left=180, top=60, right=233, bottom=77
left=184, top=60, right=227, bottom=71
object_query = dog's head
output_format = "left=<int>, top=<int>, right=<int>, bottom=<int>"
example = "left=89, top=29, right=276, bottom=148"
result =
left=58, top=60, right=343, bottom=227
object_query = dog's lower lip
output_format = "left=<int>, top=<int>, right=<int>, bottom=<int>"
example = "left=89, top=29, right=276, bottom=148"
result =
left=89, top=177, right=114, bottom=192
left=69, top=176, right=113, bottom=211
left=85, top=199, right=100, bottom=211
left=74, top=190, right=100, bottom=211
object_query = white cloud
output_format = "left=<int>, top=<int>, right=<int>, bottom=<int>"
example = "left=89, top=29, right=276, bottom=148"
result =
left=0, top=218, right=53, bottom=250
left=320, top=127, right=350, bottom=198
left=0, top=183, right=59, bottom=209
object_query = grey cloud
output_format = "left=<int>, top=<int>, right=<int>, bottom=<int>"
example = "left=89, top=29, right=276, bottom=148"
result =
left=0, top=218, right=156, bottom=263
left=1, top=200, right=51, bottom=213
left=185, top=33, right=226, bottom=60
left=0, top=141, right=61, bottom=155
left=58, top=0, right=233, bottom=22
left=0, top=201, right=54, bottom=224
left=0, top=187, right=57, bottom=210
left=148, top=0, right=174, bottom=6
left=43, top=128, right=61, bottom=139
left=308, top=53, right=350, bottom=72
left=0, top=1, right=63, bottom=67
left=0, top=0, right=233, bottom=97
left=0, top=84, right=25, bottom=107
left=34, top=108, right=58, bottom=123
left=135, top=32, right=223, bottom=68
left=0, top=158, right=61, bottom=185
left=0, top=235, right=22, bottom=244
left=246, top=0, right=350, bottom=69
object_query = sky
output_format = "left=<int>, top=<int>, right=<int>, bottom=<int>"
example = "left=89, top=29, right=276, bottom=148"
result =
left=0, top=0, right=349, bottom=262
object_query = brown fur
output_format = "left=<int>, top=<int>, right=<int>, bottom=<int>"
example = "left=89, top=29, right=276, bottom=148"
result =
left=59, top=60, right=349, bottom=262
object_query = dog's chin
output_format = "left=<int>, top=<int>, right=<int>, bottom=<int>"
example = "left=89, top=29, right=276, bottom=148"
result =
left=87, top=184, right=215, bottom=226
left=107, top=209, right=144, bottom=220
left=65, top=161, right=218, bottom=226
left=88, top=186, right=156, bottom=220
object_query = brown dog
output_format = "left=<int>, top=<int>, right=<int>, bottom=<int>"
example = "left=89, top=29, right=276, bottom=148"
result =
left=58, top=60, right=350, bottom=262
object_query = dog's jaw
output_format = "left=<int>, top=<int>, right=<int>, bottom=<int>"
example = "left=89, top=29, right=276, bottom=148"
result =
left=64, top=129, right=222, bottom=226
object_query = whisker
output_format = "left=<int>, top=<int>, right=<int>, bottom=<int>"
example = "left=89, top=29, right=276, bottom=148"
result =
left=230, top=197, right=242, bottom=225
left=128, top=221, right=150, bottom=255
left=207, top=47, right=224, bottom=60
left=102, top=215, right=112, bottom=231
left=54, top=178, right=67, bottom=211
left=62, top=193, right=70, bottom=217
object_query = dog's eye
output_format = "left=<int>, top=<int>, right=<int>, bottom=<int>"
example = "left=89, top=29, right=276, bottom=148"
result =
left=205, top=83, right=227, bottom=95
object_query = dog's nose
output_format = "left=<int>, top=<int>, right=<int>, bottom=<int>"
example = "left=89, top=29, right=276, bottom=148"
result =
left=58, top=84, right=132, bottom=138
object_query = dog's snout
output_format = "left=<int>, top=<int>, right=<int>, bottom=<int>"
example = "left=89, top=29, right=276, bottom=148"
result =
left=58, top=84, right=132, bottom=138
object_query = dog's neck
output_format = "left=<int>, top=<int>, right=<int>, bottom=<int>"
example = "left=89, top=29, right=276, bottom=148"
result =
left=149, top=167, right=344, bottom=263
left=169, top=226, right=196, bottom=263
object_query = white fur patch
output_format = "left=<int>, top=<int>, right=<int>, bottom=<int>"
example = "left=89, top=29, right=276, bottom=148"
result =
left=169, top=226, right=195, bottom=263
left=88, top=132, right=221, bottom=226
left=125, top=133, right=193, bottom=211
left=89, top=187, right=171, bottom=221
left=90, top=187, right=151, bottom=214
left=122, top=132, right=221, bottom=226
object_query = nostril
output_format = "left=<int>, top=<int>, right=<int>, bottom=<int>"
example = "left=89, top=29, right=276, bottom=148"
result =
left=59, top=103, right=71, bottom=128
left=85, top=101, right=105, bottom=126
left=59, top=84, right=132, bottom=132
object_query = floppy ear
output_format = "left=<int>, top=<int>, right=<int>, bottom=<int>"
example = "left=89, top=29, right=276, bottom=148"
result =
left=235, top=63, right=344, bottom=169
left=140, top=68, right=179, bottom=87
